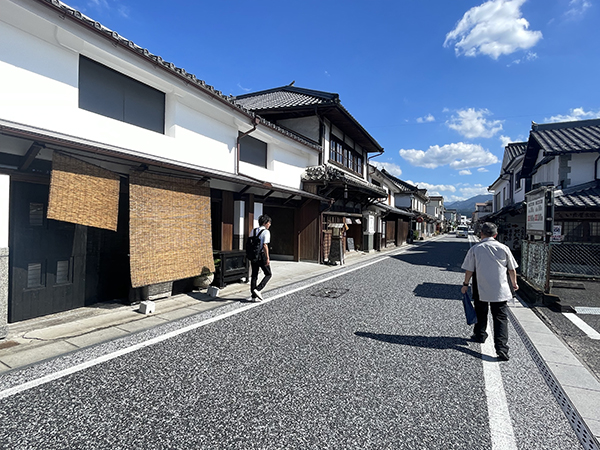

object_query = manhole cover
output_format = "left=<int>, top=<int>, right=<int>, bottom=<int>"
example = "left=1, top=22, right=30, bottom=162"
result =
left=574, top=307, right=600, bottom=315
left=312, top=288, right=349, bottom=299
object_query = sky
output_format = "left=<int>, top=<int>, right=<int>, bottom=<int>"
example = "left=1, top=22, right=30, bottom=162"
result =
left=69, top=0, right=600, bottom=203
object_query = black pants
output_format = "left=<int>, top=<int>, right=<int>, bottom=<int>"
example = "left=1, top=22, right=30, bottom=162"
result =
left=250, top=256, right=272, bottom=296
left=472, top=273, right=509, bottom=354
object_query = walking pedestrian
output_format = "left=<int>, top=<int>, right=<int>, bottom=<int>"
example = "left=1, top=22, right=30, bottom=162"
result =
left=250, top=214, right=272, bottom=302
left=460, top=222, right=518, bottom=361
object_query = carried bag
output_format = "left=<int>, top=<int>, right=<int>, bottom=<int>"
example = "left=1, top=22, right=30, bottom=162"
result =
left=462, top=292, right=478, bottom=325
left=245, top=228, right=265, bottom=263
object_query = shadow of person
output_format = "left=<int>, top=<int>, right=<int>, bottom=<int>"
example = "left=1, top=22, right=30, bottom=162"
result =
left=354, top=331, right=494, bottom=361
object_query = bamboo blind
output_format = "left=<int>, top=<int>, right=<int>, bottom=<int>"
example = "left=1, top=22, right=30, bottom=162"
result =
left=47, top=153, right=120, bottom=231
left=129, top=172, right=214, bottom=288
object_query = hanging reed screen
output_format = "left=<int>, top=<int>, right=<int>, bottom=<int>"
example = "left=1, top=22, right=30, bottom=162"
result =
left=129, top=172, right=214, bottom=288
left=47, top=152, right=120, bottom=231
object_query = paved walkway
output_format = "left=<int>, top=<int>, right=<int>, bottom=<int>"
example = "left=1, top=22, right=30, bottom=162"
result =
left=0, top=236, right=599, bottom=448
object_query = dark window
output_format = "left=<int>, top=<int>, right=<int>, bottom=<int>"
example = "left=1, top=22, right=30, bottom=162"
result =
left=240, top=135, right=267, bottom=168
left=515, top=171, right=522, bottom=190
left=79, top=56, right=165, bottom=134
left=27, top=263, right=44, bottom=288
left=329, top=137, right=363, bottom=176
left=56, top=260, right=71, bottom=285
left=29, top=203, right=44, bottom=227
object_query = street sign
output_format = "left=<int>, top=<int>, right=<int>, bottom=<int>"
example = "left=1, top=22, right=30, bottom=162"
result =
left=526, top=187, right=554, bottom=238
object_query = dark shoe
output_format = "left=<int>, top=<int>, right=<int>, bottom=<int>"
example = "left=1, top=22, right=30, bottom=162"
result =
left=470, top=334, right=487, bottom=343
left=497, top=351, right=509, bottom=361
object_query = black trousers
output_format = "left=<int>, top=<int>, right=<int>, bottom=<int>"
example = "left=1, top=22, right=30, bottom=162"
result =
left=250, top=256, right=272, bottom=296
left=472, top=273, right=509, bottom=354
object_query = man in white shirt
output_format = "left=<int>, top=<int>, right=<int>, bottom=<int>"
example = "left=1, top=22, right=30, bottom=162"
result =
left=250, top=214, right=272, bottom=302
left=461, top=222, right=518, bottom=361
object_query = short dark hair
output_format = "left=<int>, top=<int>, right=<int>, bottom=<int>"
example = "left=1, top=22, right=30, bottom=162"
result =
left=258, top=214, right=271, bottom=226
left=481, top=222, right=498, bottom=237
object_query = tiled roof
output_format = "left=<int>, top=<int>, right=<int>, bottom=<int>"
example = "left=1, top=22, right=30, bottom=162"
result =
left=234, top=87, right=338, bottom=110
left=555, top=186, right=600, bottom=209
left=35, top=0, right=321, bottom=152
left=234, top=86, right=384, bottom=153
left=505, top=142, right=527, bottom=162
left=531, top=119, right=600, bottom=154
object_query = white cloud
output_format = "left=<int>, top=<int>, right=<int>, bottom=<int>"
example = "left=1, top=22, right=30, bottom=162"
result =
left=404, top=181, right=457, bottom=193
left=478, top=168, right=489, bottom=172
left=447, top=108, right=503, bottom=139
left=566, top=0, right=592, bottom=18
left=237, top=83, right=251, bottom=93
left=499, top=135, right=513, bottom=147
left=417, top=114, right=435, bottom=123
left=545, top=107, right=600, bottom=123
left=459, top=170, right=472, bottom=175
left=460, top=184, right=491, bottom=197
left=371, top=161, right=403, bottom=177
left=444, top=0, right=543, bottom=60
left=508, top=51, right=538, bottom=66
left=399, top=142, right=499, bottom=170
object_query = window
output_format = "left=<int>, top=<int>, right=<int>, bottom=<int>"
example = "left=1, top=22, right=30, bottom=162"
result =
left=515, top=171, right=522, bottom=190
left=240, top=135, right=267, bottom=168
left=29, top=203, right=44, bottom=227
left=563, top=221, right=583, bottom=242
left=79, top=56, right=165, bottom=134
left=27, top=263, right=43, bottom=288
left=329, top=137, right=363, bottom=176
left=56, top=260, right=71, bottom=285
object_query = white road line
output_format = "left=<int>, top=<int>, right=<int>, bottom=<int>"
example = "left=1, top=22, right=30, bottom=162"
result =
left=481, top=318, right=518, bottom=450
left=563, top=313, right=600, bottom=340
left=467, top=235, right=517, bottom=449
left=0, top=256, right=386, bottom=400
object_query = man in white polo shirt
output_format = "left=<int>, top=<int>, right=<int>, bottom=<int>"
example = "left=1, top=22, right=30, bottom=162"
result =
left=460, top=222, right=518, bottom=361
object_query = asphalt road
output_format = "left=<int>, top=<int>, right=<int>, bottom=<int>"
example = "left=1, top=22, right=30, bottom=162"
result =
left=0, top=236, right=584, bottom=449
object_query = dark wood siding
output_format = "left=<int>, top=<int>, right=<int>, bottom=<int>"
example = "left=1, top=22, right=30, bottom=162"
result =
left=298, top=200, right=319, bottom=262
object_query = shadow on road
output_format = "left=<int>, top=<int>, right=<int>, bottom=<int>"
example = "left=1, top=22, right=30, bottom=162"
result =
left=390, top=240, right=469, bottom=273
left=413, top=282, right=462, bottom=300
left=354, top=331, right=492, bottom=361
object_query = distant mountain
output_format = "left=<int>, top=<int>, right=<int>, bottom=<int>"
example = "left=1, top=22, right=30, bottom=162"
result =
left=445, top=194, right=493, bottom=216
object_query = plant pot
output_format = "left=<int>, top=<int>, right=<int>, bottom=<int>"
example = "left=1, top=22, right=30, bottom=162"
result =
left=193, top=273, right=214, bottom=289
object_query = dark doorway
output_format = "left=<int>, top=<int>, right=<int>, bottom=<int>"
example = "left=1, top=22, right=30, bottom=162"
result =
left=264, top=206, right=295, bottom=259
left=9, top=181, right=86, bottom=322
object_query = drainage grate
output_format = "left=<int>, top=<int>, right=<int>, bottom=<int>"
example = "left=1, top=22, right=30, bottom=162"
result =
left=311, top=288, right=349, bottom=299
left=574, top=307, right=600, bottom=315
left=509, top=311, right=599, bottom=450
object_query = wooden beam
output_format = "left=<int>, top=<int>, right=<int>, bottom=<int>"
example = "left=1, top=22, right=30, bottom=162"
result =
left=19, top=143, right=43, bottom=171
left=283, top=194, right=296, bottom=205
left=238, top=185, right=251, bottom=195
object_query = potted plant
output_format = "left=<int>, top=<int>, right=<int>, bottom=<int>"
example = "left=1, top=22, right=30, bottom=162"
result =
left=193, top=264, right=216, bottom=290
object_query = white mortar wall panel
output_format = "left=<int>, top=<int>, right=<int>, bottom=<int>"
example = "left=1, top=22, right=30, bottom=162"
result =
left=569, top=153, right=597, bottom=186
left=0, top=175, right=9, bottom=248
left=253, top=204, right=263, bottom=229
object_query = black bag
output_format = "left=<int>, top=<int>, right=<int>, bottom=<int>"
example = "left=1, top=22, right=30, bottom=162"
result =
left=245, top=229, right=265, bottom=263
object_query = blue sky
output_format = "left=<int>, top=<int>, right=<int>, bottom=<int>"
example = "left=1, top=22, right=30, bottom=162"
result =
left=70, top=0, right=599, bottom=203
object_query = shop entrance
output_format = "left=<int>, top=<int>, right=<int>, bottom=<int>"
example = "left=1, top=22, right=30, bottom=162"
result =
left=9, top=181, right=86, bottom=322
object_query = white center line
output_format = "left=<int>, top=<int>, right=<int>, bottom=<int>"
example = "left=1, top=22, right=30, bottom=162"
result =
left=563, top=312, right=600, bottom=340
left=480, top=319, right=518, bottom=450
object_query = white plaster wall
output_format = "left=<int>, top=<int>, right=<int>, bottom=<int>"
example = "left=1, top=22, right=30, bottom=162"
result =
left=253, top=203, right=263, bottom=229
left=532, top=158, right=558, bottom=186
left=0, top=175, right=8, bottom=248
left=1, top=0, right=318, bottom=184
left=569, top=153, right=599, bottom=186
